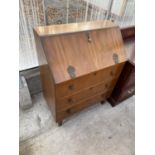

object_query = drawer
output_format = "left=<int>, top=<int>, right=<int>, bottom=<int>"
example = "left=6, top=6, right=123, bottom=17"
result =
left=56, top=63, right=124, bottom=98
left=56, top=91, right=111, bottom=122
left=56, top=79, right=116, bottom=111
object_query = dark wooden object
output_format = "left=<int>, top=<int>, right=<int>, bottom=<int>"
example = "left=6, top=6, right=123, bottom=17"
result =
left=121, top=26, right=135, bottom=40
left=108, top=26, right=135, bottom=106
left=34, top=21, right=127, bottom=125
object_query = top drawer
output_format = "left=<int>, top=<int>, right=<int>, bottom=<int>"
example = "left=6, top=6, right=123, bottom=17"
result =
left=56, top=63, right=124, bottom=98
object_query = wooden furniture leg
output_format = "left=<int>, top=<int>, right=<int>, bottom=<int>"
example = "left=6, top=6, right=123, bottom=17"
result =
left=58, top=121, right=63, bottom=126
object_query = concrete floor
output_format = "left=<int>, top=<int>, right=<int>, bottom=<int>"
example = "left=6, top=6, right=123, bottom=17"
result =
left=19, top=93, right=135, bottom=155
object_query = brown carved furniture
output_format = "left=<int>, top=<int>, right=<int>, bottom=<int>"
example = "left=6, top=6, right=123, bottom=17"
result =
left=108, top=26, right=135, bottom=106
left=34, top=21, right=127, bottom=125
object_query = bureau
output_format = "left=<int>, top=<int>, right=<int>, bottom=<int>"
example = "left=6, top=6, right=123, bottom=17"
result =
left=34, top=21, right=127, bottom=126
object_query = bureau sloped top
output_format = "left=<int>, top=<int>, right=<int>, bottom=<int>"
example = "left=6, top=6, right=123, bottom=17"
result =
left=34, top=21, right=127, bottom=84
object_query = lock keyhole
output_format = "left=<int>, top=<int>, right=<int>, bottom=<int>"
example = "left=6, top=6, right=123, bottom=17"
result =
left=67, top=65, right=76, bottom=79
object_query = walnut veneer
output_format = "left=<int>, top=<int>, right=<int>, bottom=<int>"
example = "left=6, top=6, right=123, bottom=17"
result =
left=34, top=21, right=127, bottom=125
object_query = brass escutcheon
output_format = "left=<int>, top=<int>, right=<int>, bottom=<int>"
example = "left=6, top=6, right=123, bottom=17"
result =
left=67, top=65, right=76, bottom=79
left=113, top=53, right=119, bottom=64
left=86, top=31, right=92, bottom=43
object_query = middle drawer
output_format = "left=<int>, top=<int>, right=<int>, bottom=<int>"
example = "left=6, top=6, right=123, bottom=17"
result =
left=56, top=79, right=116, bottom=111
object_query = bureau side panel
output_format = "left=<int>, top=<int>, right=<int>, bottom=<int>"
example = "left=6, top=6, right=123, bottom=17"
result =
left=40, top=65, right=56, bottom=118
left=33, top=30, right=56, bottom=118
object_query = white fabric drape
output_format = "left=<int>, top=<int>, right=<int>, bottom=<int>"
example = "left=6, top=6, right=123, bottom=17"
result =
left=19, top=0, right=46, bottom=70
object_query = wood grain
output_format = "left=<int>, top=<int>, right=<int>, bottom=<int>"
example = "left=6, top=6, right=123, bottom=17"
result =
left=56, top=91, right=111, bottom=122
left=56, top=79, right=117, bottom=112
left=108, top=28, right=135, bottom=106
left=34, top=20, right=116, bottom=37
left=34, top=21, right=127, bottom=124
left=41, top=27, right=126, bottom=84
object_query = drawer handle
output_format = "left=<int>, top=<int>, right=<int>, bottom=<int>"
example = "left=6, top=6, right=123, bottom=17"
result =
left=93, top=72, right=97, bottom=76
left=66, top=109, right=74, bottom=114
left=68, top=84, right=74, bottom=91
left=110, top=71, right=115, bottom=76
left=86, top=32, right=92, bottom=43
left=113, top=53, right=119, bottom=64
left=105, top=84, right=108, bottom=88
left=68, top=98, right=75, bottom=104
left=67, top=65, right=76, bottom=79
left=89, top=87, right=93, bottom=90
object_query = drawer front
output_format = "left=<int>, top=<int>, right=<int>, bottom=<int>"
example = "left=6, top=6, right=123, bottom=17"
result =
left=56, top=63, right=124, bottom=98
left=56, top=79, right=116, bottom=111
left=56, top=91, right=111, bottom=122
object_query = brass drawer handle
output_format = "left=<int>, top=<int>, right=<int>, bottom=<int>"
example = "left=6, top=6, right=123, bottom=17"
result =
left=66, top=108, right=74, bottom=114
left=67, top=65, right=76, bottom=79
left=110, top=71, right=115, bottom=76
left=86, top=32, right=92, bottom=43
left=113, top=53, right=119, bottom=64
left=68, top=84, right=74, bottom=91
left=67, top=98, right=75, bottom=104
left=93, top=72, right=97, bottom=76
left=89, top=87, right=93, bottom=90
left=105, top=84, right=108, bottom=88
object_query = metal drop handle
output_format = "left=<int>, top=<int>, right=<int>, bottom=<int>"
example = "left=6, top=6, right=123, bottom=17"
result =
left=110, top=71, right=115, bottom=76
left=68, top=98, right=75, bottom=104
left=86, top=32, right=92, bottom=43
left=67, top=65, right=76, bottom=79
left=66, top=108, right=74, bottom=114
left=68, top=84, right=74, bottom=91
left=113, top=53, right=119, bottom=64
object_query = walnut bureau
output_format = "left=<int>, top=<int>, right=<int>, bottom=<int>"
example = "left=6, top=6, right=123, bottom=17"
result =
left=34, top=21, right=127, bottom=126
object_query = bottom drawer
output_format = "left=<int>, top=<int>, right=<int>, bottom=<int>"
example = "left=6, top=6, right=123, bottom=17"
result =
left=56, top=91, right=111, bottom=122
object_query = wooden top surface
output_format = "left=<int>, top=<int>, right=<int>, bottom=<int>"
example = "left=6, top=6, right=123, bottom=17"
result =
left=40, top=22, right=126, bottom=84
left=34, top=20, right=116, bottom=37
